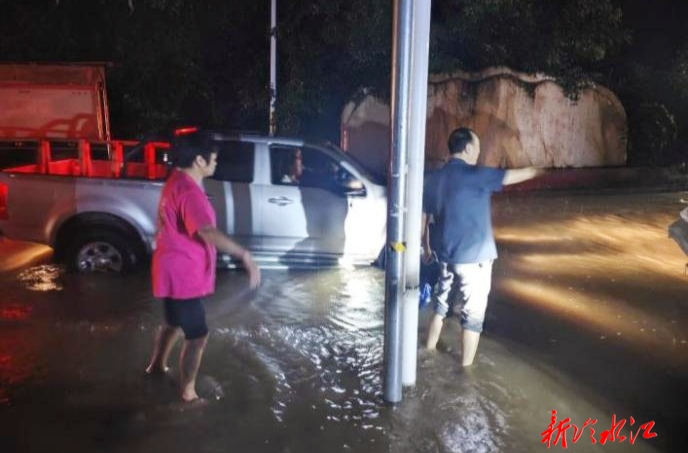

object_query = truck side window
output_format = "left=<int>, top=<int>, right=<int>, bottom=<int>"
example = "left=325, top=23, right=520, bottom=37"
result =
left=270, top=145, right=359, bottom=192
left=271, top=146, right=304, bottom=185
left=212, top=141, right=254, bottom=183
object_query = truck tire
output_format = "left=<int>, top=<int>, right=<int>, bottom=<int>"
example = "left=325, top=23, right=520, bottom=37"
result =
left=65, top=230, right=140, bottom=274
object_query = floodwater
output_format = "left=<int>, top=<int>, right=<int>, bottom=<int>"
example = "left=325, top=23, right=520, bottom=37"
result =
left=1, top=189, right=686, bottom=453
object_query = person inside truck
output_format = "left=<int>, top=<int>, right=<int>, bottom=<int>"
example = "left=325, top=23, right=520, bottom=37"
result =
left=281, top=148, right=304, bottom=184
left=277, top=147, right=363, bottom=193
left=145, top=131, right=261, bottom=403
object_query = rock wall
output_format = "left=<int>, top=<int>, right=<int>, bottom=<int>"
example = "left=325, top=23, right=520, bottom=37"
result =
left=340, top=67, right=628, bottom=175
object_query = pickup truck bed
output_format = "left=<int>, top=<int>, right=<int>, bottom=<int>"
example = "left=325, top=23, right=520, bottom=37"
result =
left=0, top=137, right=171, bottom=272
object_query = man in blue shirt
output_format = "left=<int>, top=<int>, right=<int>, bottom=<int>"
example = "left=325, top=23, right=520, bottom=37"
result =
left=422, top=127, right=541, bottom=366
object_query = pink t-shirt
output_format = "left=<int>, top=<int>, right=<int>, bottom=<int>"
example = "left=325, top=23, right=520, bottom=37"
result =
left=152, top=170, right=217, bottom=299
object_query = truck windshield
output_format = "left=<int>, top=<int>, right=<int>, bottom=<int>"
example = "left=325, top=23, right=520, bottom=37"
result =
left=323, top=143, right=386, bottom=186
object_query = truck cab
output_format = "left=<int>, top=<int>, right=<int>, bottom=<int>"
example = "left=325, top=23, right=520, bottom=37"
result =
left=203, top=131, right=387, bottom=268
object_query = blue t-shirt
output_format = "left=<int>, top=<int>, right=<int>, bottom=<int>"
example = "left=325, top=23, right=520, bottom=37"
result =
left=423, top=159, right=505, bottom=264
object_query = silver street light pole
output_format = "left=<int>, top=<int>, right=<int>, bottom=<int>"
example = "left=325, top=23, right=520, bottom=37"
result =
left=401, top=0, right=432, bottom=388
left=384, top=0, right=414, bottom=403
left=269, top=0, right=277, bottom=136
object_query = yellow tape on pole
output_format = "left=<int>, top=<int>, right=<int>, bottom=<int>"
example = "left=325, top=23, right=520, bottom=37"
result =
left=390, top=242, right=406, bottom=253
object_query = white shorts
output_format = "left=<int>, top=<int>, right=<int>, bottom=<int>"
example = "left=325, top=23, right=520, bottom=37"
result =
left=433, top=260, right=493, bottom=333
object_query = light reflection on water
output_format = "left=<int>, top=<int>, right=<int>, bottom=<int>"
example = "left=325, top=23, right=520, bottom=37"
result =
left=0, top=237, right=52, bottom=273
left=211, top=268, right=386, bottom=430
left=0, top=190, right=685, bottom=452
left=17, top=264, right=64, bottom=291
left=493, top=192, right=688, bottom=365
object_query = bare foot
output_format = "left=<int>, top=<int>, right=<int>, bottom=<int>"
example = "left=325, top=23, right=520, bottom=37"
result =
left=176, top=397, right=209, bottom=411
left=181, top=389, right=201, bottom=402
left=418, top=348, right=437, bottom=366
left=181, top=393, right=207, bottom=404
left=419, top=347, right=438, bottom=359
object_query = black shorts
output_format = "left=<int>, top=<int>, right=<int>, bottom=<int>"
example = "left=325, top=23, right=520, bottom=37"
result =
left=163, top=297, right=209, bottom=340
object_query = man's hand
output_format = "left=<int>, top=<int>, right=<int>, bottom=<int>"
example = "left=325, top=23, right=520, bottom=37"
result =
left=503, top=167, right=545, bottom=186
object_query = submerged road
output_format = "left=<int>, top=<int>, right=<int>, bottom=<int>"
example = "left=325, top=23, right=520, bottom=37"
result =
left=0, top=188, right=686, bottom=453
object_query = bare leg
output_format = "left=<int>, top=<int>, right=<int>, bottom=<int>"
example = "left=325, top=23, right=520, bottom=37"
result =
left=179, top=335, right=209, bottom=402
left=425, top=313, right=445, bottom=350
left=461, top=330, right=481, bottom=367
left=146, top=325, right=181, bottom=374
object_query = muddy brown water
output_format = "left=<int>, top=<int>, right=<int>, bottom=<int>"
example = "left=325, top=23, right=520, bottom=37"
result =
left=1, top=189, right=686, bottom=453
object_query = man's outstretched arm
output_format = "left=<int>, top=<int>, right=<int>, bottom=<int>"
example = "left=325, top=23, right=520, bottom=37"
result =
left=502, top=167, right=544, bottom=186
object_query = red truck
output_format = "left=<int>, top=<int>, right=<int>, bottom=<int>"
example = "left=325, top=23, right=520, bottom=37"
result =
left=0, top=62, right=110, bottom=140
left=0, top=62, right=115, bottom=170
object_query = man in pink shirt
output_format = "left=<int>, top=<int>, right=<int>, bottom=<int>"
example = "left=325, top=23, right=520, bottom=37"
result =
left=145, top=132, right=261, bottom=402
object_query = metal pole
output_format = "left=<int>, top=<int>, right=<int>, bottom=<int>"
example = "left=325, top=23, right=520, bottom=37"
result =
left=269, top=0, right=277, bottom=136
left=401, top=0, right=432, bottom=387
left=384, top=0, right=414, bottom=404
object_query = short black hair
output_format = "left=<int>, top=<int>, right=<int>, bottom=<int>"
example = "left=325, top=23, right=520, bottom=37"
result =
left=170, top=130, right=215, bottom=168
left=447, top=127, right=475, bottom=155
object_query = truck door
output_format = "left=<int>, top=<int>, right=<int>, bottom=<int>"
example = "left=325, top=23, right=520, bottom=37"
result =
left=255, top=145, right=310, bottom=256
left=261, top=145, right=350, bottom=259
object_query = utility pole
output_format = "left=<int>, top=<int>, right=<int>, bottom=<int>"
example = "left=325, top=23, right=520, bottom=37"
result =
left=383, top=0, right=413, bottom=404
left=269, top=0, right=277, bottom=136
left=401, top=0, right=432, bottom=388
left=384, top=0, right=433, bottom=402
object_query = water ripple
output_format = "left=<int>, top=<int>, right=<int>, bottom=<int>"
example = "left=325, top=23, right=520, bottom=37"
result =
left=17, top=264, right=64, bottom=291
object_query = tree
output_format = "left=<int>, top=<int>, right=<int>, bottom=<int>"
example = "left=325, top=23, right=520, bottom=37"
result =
left=430, top=0, right=628, bottom=94
left=275, top=0, right=390, bottom=137
left=1, top=0, right=687, bottom=165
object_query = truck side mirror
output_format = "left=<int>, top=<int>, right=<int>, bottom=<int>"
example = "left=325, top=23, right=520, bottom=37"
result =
left=341, top=179, right=366, bottom=197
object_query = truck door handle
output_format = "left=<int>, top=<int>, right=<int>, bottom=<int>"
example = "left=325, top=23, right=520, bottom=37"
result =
left=268, top=196, right=294, bottom=206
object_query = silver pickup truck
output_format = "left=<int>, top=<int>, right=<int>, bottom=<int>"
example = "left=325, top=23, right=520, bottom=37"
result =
left=0, top=131, right=387, bottom=272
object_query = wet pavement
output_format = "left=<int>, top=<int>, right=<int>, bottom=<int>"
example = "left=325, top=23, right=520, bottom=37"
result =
left=0, top=188, right=687, bottom=453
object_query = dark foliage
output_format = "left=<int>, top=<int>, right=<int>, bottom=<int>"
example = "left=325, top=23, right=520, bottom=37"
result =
left=1, top=0, right=686, bottom=164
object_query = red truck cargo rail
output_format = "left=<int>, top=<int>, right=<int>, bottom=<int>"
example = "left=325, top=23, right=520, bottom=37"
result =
left=0, top=138, right=171, bottom=180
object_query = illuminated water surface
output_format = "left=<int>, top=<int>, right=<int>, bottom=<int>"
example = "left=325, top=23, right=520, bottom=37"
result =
left=0, top=190, right=685, bottom=452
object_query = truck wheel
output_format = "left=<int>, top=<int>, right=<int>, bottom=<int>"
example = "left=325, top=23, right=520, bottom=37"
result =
left=65, top=230, right=139, bottom=274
